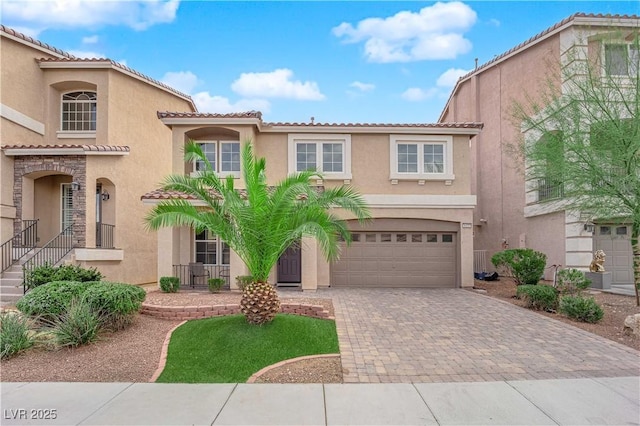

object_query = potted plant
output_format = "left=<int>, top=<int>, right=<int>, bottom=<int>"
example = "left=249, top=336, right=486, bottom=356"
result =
left=208, top=277, right=225, bottom=293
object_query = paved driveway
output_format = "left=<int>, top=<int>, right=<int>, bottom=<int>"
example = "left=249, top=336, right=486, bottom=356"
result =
left=298, top=288, right=640, bottom=383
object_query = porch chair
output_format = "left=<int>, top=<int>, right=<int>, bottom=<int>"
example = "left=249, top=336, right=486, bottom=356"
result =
left=189, top=262, right=210, bottom=288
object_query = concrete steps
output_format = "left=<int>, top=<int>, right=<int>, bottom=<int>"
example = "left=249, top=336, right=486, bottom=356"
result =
left=1, top=261, right=27, bottom=305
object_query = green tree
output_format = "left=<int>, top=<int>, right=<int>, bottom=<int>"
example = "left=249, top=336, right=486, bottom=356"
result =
left=145, top=140, right=370, bottom=324
left=512, top=31, right=639, bottom=305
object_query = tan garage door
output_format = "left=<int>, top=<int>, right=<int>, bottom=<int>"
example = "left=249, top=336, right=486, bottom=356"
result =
left=595, top=224, right=633, bottom=285
left=331, top=231, right=457, bottom=288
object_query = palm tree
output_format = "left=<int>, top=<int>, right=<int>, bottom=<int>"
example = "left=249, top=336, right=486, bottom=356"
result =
left=145, top=140, right=370, bottom=324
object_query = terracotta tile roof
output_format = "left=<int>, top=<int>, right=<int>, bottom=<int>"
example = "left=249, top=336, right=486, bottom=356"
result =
left=0, top=25, right=73, bottom=58
left=157, top=111, right=482, bottom=129
left=158, top=111, right=263, bottom=119
left=141, top=186, right=322, bottom=201
left=439, top=13, right=640, bottom=120
left=456, top=13, right=640, bottom=83
left=141, top=189, right=201, bottom=201
left=262, top=121, right=484, bottom=129
left=37, top=57, right=193, bottom=102
left=1, top=144, right=130, bottom=152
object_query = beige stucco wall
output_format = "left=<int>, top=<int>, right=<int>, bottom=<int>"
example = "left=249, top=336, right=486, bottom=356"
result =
left=1, top=32, right=194, bottom=284
left=442, top=33, right=562, bottom=265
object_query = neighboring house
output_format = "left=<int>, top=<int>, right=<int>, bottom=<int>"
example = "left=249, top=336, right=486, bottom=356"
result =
left=0, top=25, right=196, bottom=290
left=142, top=112, right=482, bottom=290
left=439, top=13, right=639, bottom=284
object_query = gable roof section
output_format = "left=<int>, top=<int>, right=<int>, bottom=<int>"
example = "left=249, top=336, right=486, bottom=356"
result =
left=438, top=13, right=640, bottom=121
left=158, top=111, right=483, bottom=135
left=1, top=25, right=196, bottom=112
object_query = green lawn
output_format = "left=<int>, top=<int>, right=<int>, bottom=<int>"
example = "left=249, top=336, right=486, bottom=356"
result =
left=155, top=314, right=339, bottom=383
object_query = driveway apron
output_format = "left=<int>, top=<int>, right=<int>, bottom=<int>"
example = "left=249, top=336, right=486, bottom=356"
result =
left=310, top=288, right=640, bottom=383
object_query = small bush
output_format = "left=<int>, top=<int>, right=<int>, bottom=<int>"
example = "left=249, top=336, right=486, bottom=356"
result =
left=556, top=268, right=591, bottom=296
left=491, top=249, right=547, bottom=285
left=50, top=298, right=101, bottom=347
left=25, top=263, right=102, bottom=290
left=82, top=282, right=146, bottom=330
left=16, top=281, right=97, bottom=320
left=159, top=276, right=180, bottom=293
left=559, top=295, right=604, bottom=323
left=0, top=311, right=35, bottom=359
left=235, top=275, right=254, bottom=290
left=208, top=278, right=225, bottom=293
left=516, top=284, right=558, bottom=311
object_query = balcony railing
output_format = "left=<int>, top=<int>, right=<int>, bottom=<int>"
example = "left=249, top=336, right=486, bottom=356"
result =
left=23, top=224, right=73, bottom=292
left=1, top=220, right=38, bottom=273
left=172, top=264, right=231, bottom=290
left=96, top=222, right=115, bottom=249
left=538, top=177, right=564, bottom=202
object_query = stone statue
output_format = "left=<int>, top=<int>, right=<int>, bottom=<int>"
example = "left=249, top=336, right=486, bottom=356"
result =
left=589, top=249, right=606, bottom=272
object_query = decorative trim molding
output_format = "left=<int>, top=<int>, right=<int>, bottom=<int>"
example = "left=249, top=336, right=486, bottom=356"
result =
left=0, top=104, right=45, bottom=135
left=363, top=194, right=476, bottom=209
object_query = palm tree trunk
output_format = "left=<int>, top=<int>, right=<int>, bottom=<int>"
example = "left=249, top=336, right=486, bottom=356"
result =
left=240, top=281, right=281, bottom=325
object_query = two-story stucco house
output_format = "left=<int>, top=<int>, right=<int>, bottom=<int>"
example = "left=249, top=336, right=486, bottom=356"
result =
left=0, top=25, right=196, bottom=300
left=142, top=113, right=482, bottom=290
left=440, top=13, right=638, bottom=286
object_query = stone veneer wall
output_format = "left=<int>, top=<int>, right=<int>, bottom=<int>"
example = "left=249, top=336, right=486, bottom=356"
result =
left=13, top=156, right=87, bottom=247
left=141, top=302, right=332, bottom=321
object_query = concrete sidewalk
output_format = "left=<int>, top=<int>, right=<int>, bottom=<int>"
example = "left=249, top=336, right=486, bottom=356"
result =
left=2, top=377, right=638, bottom=425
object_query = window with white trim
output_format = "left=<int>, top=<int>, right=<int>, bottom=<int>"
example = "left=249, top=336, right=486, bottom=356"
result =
left=288, top=134, right=352, bottom=180
left=195, top=230, right=230, bottom=265
left=193, top=141, right=241, bottom=177
left=61, top=91, right=96, bottom=131
left=604, top=43, right=639, bottom=76
left=389, top=135, right=454, bottom=181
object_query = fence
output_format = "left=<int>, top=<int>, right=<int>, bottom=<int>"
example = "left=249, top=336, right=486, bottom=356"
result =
left=172, top=264, right=231, bottom=290
left=473, top=250, right=488, bottom=273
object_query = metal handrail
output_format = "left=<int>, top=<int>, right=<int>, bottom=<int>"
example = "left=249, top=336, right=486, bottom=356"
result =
left=1, top=220, right=38, bottom=274
left=96, top=222, right=115, bottom=249
left=23, top=224, right=73, bottom=292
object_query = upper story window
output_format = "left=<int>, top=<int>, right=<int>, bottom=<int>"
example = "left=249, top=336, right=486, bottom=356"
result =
left=193, top=141, right=241, bottom=177
left=604, top=43, right=639, bottom=76
left=287, top=134, right=352, bottom=181
left=389, top=135, right=454, bottom=181
left=62, top=91, right=97, bottom=131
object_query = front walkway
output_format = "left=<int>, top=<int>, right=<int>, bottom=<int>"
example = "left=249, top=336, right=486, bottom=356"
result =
left=2, top=377, right=638, bottom=425
left=292, top=288, right=640, bottom=383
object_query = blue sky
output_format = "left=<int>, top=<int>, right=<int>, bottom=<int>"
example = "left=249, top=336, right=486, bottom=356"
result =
left=2, top=1, right=639, bottom=123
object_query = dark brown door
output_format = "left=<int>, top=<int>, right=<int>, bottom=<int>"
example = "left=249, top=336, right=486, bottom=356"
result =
left=278, top=245, right=301, bottom=283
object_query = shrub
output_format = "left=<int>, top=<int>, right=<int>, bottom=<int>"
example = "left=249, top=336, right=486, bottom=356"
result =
left=235, top=275, right=254, bottom=290
left=159, top=276, right=180, bottom=293
left=0, top=311, right=35, bottom=359
left=82, top=282, right=146, bottom=330
left=559, top=295, right=604, bottom=323
left=25, top=263, right=102, bottom=290
left=208, top=278, right=225, bottom=293
left=491, top=249, right=547, bottom=285
left=556, top=268, right=591, bottom=296
left=516, top=284, right=558, bottom=311
left=16, top=281, right=97, bottom=320
left=50, top=298, right=101, bottom=347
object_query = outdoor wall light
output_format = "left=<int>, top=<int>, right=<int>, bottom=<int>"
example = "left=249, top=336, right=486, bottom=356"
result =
left=583, top=222, right=595, bottom=233
left=101, top=191, right=110, bottom=201
left=71, top=181, right=81, bottom=191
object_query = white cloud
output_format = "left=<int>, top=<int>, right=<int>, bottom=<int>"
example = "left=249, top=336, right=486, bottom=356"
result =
left=332, top=1, right=476, bottom=63
left=82, top=35, right=99, bottom=44
left=67, top=50, right=105, bottom=59
left=161, top=71, right=201, bottom=95
left=489, top=18, right=501, bottom=27
left=436, top=68, right=470, bottom=87
left=1, top=0, right=179, bottom=34
left=192, top=92, right=271, bottom=114
left=350, top=81, right=375, bottom=92
left=401, top=87, right=438, bottom=102
left=231, top=69, right=325, bottom=100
